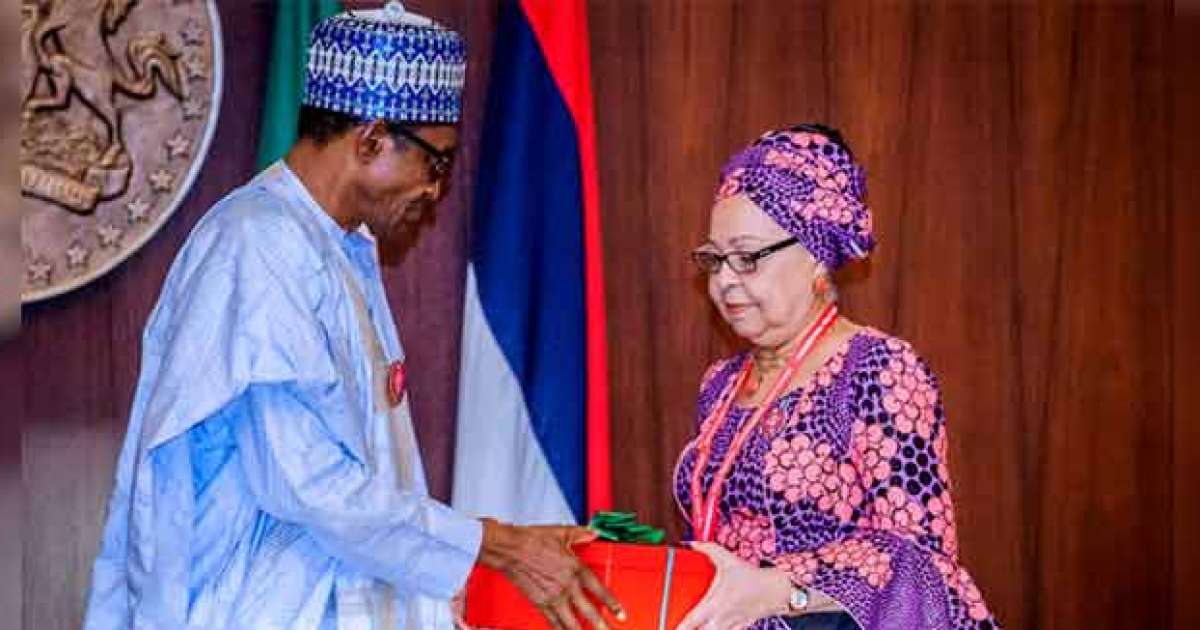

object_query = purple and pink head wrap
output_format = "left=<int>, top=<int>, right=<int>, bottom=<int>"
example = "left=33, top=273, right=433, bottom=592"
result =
left=715, top=126, right=875, bottom=270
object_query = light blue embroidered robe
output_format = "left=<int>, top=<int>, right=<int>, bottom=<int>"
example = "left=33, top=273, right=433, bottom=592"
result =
left=83, top=163, right=481, bottom=629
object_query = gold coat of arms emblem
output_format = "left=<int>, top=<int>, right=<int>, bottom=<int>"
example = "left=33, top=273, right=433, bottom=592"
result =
left=20, top=0, right=223, bottom=302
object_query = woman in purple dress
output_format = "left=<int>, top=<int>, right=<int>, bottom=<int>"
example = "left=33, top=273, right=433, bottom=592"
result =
left=673, top=125, right=998, bottom=630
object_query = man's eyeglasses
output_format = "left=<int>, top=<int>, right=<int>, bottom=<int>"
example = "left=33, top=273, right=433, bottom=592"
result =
left=691, top=237, right=799, bottom=275
left=390, top=125, right=455, bottom=182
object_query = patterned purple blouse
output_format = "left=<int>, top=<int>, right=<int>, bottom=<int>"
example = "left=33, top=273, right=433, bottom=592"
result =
left=673, top=329, right=999, bottom=629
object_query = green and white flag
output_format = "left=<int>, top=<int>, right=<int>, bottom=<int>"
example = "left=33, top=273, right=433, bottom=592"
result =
left=256, top=0, right=342, bottom=170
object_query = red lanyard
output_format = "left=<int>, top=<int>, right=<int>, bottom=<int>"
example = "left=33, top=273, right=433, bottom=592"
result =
left=690, top=303, right=839, bottom=542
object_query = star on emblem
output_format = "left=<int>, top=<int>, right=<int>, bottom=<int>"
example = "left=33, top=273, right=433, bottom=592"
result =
left=27, top=258, right=53, bottom=285
left=149, top=168, right=175, bottom=193
left=65, top=243, right=90, bottom=270
left=126, top=197, right=151, bottom=223
left=180, top=18, right=205, bottom=46
left=165, top=132, right=190, bottom=160
left=181, top=97, right=206, bottom=120
left=97, top=224, right=124, bottom=248
left=183, top=53, right=208, bottom=81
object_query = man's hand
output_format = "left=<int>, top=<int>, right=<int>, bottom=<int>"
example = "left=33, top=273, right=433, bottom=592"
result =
left=477, top=519, right=625, bottom=630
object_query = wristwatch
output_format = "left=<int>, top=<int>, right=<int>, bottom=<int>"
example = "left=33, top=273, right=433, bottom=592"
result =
left=787, top=586, right=810, bottom=613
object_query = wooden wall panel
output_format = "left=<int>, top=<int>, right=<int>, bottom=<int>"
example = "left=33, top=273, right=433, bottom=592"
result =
left=1172, top=6, right=1200, bottom=629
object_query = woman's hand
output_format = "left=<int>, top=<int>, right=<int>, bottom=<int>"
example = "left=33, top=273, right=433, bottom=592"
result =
left=676, top=542, right=794, bottom=630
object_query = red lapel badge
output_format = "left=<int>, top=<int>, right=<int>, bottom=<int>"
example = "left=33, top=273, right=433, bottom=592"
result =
left=387, top=361, right=407, bottom=407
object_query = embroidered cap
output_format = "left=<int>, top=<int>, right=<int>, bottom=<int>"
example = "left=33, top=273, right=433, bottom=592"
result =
left=303, top=1, right=467, bottom=123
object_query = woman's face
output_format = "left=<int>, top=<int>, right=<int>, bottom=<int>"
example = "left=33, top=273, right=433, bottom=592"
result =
left=701, top=195, right=822, bottom=348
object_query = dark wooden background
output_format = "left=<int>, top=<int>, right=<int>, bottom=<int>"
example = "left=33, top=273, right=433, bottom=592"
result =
left=3, top=1, right=1195, bottom=629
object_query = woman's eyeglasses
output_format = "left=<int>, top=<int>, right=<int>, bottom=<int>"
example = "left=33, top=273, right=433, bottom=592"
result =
left=691, top=237, right=799, bottom=274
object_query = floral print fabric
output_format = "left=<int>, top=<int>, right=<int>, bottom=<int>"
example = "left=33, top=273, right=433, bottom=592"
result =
left=674, top=330, right=999, bottom=629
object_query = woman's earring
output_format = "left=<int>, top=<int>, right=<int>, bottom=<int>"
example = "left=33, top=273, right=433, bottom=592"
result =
left=814, top=274, right=830, bottom=298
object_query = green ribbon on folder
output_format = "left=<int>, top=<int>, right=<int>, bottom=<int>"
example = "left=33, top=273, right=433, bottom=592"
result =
left=588, top=511, right=666, bottom=545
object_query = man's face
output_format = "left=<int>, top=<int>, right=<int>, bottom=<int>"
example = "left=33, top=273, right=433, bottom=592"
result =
left=350, top=123, right=458, bottom=245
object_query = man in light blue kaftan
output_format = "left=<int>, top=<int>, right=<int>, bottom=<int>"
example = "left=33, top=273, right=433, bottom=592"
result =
left=83, top=4, right=622, bottom=629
